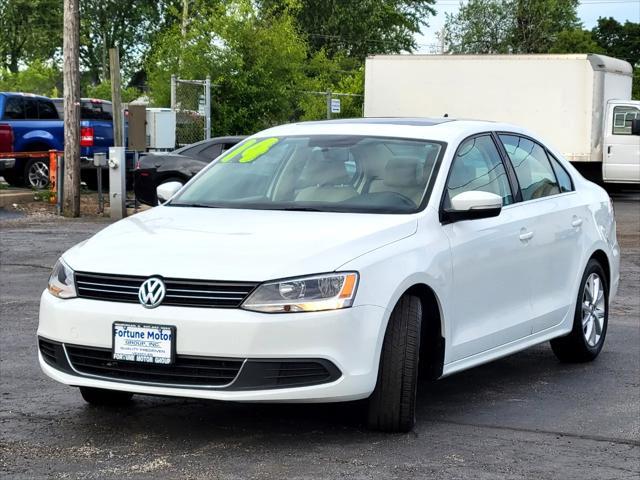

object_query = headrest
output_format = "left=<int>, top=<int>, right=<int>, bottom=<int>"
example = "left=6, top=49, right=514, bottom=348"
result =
left=383, top=156, right=424, bottom=188
left=302, top=150, right=350, bottom=186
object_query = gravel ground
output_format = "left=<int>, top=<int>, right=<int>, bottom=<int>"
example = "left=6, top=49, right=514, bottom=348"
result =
left=0, top=196, right=638, bottom=479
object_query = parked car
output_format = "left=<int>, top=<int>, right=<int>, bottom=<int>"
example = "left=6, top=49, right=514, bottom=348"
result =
left=0, top=92, right=116, bottom=188
left=51, top=98, right=117, bottom=189
left=38, top=118, right=619, bottom=432
left=134, top=136, right=245, bottom=205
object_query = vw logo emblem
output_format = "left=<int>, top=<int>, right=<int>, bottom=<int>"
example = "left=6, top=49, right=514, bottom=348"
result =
left=138, top=277, right=166, bottom=309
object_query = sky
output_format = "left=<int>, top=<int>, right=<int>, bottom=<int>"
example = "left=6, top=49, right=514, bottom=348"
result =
left=415, top=0, right=640, bottom=53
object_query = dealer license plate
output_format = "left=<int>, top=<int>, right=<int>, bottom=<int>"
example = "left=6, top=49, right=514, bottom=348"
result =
left=113, top=322, right=175, bottom=364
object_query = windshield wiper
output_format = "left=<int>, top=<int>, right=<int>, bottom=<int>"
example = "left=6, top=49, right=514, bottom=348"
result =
left=278, top=206, right=325, bottom=212
left=169, top=202, right=219, bottom=208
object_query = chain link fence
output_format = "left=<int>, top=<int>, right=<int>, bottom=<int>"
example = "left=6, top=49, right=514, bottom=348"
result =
left=171, top=76, right=211, bottom=147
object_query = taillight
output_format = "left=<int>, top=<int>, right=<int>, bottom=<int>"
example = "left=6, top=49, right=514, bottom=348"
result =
left=0, top=124, right=13, bottom=152
left=80, top=127, right=94, bottom=147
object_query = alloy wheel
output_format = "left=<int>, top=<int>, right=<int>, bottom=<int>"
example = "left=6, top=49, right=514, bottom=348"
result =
left=27, top=160, right=50, bottom=189
left=582, top=273, right=605, bottom=347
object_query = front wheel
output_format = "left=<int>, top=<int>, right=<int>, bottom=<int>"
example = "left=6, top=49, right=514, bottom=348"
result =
left=79, top=387, right=134, bottom=406
left=367, top=295, right=422, bottom=432
left=550, top=259, right=608, bottom=362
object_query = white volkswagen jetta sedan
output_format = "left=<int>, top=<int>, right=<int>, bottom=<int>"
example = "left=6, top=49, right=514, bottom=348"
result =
left=38, top=118, right=619, bottom=432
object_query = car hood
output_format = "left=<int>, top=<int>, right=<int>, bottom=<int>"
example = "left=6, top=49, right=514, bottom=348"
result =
left=64, top=206, right=418, bottom=281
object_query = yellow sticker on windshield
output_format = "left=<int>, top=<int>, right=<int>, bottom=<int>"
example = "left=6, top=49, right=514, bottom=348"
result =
left=238, top=137, right=280, bottom=163
left=219, top=139, right=257, bottom=163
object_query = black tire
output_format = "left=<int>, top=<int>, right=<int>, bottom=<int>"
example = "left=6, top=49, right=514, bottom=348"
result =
left=1, top=170, right=24, bottom=187
left=24, top=157, right=50, bottom=189
left=550, top=259, right=609, bottom=363
left=367, top=295, right=422, bottom=432
left=79, top=386, right=134, bottom=406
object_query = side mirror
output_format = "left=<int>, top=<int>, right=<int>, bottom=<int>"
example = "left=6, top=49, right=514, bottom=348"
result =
left=441, top=191, right=502, bottom=223
left=631, top=118, right=640, bottom=136
left=156, top=181, right=182, bottom=205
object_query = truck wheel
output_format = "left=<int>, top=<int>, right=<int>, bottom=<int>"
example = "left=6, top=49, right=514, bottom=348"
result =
left=24, top=158, right=50, bottom=189
left=79, top=387, right=133, bottom=406
left=550, top=259, right=608, bottom=362
left=367, top=295, right=422, bottom=432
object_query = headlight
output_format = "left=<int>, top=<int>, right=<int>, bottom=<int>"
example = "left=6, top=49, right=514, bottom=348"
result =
left=242, top=272, right=359, bottom=313
left=47, top=259, right=77, bottom=299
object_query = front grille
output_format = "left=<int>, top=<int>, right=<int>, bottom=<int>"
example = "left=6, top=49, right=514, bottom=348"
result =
left=75, top=272, right=257, bottom=308
left=38, top=337, right=342, bottom=390
left=66, top=344, right=244, bottom=387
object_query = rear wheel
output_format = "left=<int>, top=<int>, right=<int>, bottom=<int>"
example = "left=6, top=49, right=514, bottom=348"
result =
left=24, top=158, right=50, bottom=189
left=550, top=259, right=608, bottom=362
left=367, top=295, right=422, bottom=432
left=79, top=386, right=134, bottom=406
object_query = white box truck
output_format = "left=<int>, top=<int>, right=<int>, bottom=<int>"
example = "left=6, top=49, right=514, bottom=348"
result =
left=364, top=54, right=640, bottom=184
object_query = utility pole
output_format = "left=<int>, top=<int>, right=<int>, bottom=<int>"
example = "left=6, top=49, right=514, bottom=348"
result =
left=109, top=48, right=124, bottom=147
left=62, top=0, right=80, bottom=217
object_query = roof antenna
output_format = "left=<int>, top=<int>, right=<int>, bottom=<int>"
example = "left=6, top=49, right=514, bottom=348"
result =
left=443, top=113, right=449, bottom=118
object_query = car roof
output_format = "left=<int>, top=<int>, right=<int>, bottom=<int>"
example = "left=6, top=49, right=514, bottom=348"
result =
left=255, top=117, right=531, bottom=144
left=0, top=92, right=53, bottom=101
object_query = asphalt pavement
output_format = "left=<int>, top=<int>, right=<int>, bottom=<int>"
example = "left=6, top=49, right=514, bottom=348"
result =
left=0, top=198, right=638, bottom=479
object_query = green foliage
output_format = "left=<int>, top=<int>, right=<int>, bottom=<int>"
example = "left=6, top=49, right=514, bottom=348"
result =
left=444, top=0, right=513, bottom=53
left=511, top=0, right=580, bottom=53
left=80, top=0, right=166, bottom=84
left=84, top=82, right=140, bottom=103
left=0, top=0, right=62, bottom=72
left=0, top=61, right=62, bottom=96
left=259, top=0, right=437, bottom=60
left=445, top=0, right=579, bottom=54
left=147, top=1, right=313, bottom=134
left=549, top=29, right=603, bottom=54
left=592, top=17, right=640, bottom=67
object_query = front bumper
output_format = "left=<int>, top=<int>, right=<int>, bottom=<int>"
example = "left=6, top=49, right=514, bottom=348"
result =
left=37, top=291, right=387, bottom=402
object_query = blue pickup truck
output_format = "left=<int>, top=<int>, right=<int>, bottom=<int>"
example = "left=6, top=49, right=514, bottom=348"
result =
left=0, top=92, right=115, bottom=188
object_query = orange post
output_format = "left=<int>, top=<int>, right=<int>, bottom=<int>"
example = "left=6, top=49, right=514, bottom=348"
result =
left=49, top=150, right=57, bottom=204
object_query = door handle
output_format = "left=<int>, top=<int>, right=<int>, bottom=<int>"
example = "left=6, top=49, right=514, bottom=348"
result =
left=519, top=230, right=534, bottom=242
left=571, top=217, right=583, bottom=228
left=607, top=145, right=611, bottom=155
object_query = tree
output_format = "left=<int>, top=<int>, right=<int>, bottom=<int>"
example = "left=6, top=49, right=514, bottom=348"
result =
left=259, top=0, right=437, bottom=60
left=79, top=0, right=166, bottom=85
left=445, top=0, right=513, bottom=53
left=146, top=1, right=310, bottom=135
left=0, top=60, right=62, bottom=96
left=0, top=0, right=62, bottom=72
left=511, top=0, right=579, bottom=53
left=445, top=0, right=580, bottom=54
left=549, top=29, right=603, bottom=54
left=592, top=17, right=640, bottom=67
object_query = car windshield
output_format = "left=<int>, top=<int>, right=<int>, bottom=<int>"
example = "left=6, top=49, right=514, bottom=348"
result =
left=170, top=135, right=444, bottom=214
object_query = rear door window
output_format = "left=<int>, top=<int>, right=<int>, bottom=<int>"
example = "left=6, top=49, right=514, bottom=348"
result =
left=38, top=100, right=59, bottom=119
left=198, top=143, right=223, bottom=160
left=24, top=98, right=38, bottom=119
left=499, top=135, right=560, bottom=201
left=3, top=96, right=24, bottom=119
